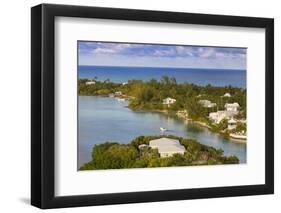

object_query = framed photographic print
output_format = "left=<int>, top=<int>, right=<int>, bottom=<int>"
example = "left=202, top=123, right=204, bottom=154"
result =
left=31, top=4, right=274, bottom=209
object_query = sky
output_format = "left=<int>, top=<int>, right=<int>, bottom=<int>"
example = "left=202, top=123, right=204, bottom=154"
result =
left=78, top=41, right=247, bottom=70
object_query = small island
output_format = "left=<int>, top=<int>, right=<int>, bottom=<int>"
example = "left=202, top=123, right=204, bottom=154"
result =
left=80, top=135, right=239, bottom=170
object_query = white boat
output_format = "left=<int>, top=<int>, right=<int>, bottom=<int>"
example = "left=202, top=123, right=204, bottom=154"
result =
left=160, top=127, right=167, bottom=132
left=117, top=98, right=126, bottom=102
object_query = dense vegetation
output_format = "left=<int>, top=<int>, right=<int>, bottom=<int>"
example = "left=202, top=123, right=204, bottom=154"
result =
left=79, top=76, right=246, bottom=118
left=80, top=135, right=239, bottom=170
left=79, top=76, right=246, bottom=134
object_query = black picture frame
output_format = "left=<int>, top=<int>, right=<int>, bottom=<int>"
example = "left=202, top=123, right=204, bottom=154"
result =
left=31, top=3, right=274, bottom=209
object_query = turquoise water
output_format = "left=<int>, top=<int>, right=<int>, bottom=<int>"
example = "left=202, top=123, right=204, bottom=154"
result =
left=78, top=96, right=246, bottom=167
left=79, top=66, right=246, bottom=88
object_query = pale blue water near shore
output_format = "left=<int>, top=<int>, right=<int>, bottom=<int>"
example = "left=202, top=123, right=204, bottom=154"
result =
left=79, top=65, right=246, bottom=88
left=78, top=96, right=246, bottom=167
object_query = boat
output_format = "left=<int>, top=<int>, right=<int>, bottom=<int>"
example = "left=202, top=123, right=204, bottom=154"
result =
left=160, top=127, right=167, bottom=132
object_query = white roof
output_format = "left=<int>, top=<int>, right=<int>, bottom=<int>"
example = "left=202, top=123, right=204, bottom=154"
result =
left=198, top=99, right=211, bottom=104
left=164, top=97, right=176, bottom=100
left=149, top=138, right=186, bottom=153
left=199, top=99, right=217, bottom=108
left=225, top=102, right=240, bottom=107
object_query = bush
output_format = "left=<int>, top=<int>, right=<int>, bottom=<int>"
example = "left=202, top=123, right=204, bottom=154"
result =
left=90, top=143, right=138, bottom=169
left=80, top=135, right=240, bottom=170
left=223, top=155, right=239, bottom=164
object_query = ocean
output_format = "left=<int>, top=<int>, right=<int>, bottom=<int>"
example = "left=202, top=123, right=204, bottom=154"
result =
left=79, top=65, right=246, bottom=88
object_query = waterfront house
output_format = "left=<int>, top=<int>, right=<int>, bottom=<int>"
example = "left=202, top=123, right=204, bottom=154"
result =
left=198, top=99, right=217, bottom=108
left=225, top=102, right=240, bottom=112
left=163, top=97, right=176, bottom=105
left=228, top=118, right=237, bottom=130
left=209, top=112, right=218, bottom=123
left=85, top=80, right=96, bottom=85
left=115, top=91, right=122, bottom=96
left=149, top=138, right=186, bottom=158
left=222, top=93, right=231, bottom=97
left=209, top=103, right=240, bottom=124
left=209, top=110, right=237, bottom=124
left=209, top=111, right=227, bottom=124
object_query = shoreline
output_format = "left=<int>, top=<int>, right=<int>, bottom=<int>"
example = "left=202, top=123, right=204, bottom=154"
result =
left=187, top=119, right=246, bottom=143
left=130, top=106, right=246, bottom=143
left=132, top=106, right=247, bottom=143
left=79, top=94, right=246, bottom=143
left=229, top=133, right=247, bottom=142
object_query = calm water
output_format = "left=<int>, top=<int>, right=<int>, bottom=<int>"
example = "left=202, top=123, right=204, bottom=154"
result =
left=79, top=65, right=246, bottom=88
left=78, top=96, right=246, bottom=167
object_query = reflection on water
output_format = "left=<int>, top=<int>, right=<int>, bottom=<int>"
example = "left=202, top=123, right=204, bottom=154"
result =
left=78, top=96, right=246, bottom=167
left=185, top=123, right=205, bottom=133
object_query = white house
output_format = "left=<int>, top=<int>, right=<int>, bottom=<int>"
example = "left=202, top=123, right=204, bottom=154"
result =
left=149, top=138, right=186, bottom=158
left=225, top=102, right=240, bottom=112
left=209, top=110, right=237, bottom=124
left=85, top=80, right=96, bottom=85
left=209, top=111, right=228, bottom=124
left=163, top=97, right=176, bottom=105
left=198, top=100, right=217, bottom=108
left=228, top=118, right=237, bottom=130
left=209, top=102, right=240, bottom=124
left=115, top=91, right=122, bottom=96
left=222, top=93, right=231, bottom=97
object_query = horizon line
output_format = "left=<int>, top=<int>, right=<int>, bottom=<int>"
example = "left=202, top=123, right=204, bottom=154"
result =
left=78, top=64, right=246, bottom=71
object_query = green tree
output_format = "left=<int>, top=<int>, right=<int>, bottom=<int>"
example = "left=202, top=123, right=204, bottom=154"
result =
left=90, top=143, right=138, bottom=169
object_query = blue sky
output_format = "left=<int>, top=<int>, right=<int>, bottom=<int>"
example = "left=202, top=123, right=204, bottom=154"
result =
left=78, top=41, right=246, bottom=70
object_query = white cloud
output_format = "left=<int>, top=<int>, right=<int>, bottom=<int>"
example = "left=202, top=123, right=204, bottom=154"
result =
left=79, top=42, right=246, bottom=69
left=79, top=53, right=246, bottom=70
left=199, top=48, right=215, bottom=58
left=93, top=48, right=117, bottom=54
